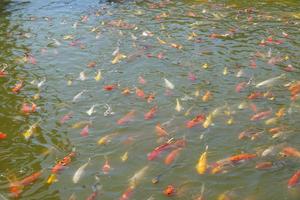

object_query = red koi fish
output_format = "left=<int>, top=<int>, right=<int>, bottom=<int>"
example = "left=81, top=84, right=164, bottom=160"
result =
left=10, top=171, right=42, bottom=198
left=147, top=141, right=174, bottom=161
left=102, top=160, right=111, bottom=175
left=138, top=76, right=146, bottom=85
left=0, top=69, right=7, bottom=77
left=186, top=114, right=205, bottom=128
left=86, top=184, right=102, bottom=200
left=80, top=125, right=89, bottom=137
left=0, top=132, right=7, bottom=139
left=250, top=110, right=272, bottom=121
left=51, top=151, right=76, bottom=174
left=135, top=88, right=145, bottom=98
left=59, top=112, right=73, bottom=124
left=282, top=147, right=300, bottom=158
left=247, top=92, right=263, bottom=100
left=12, top=81, right=24, bottom=94
left=103, top=84, right=117, bottom=91
left=21, top=103, right=37, bottom=115
left=117, top=110, right=136, bottom=125
left=288, top=170, right=300, bottom=188
left=119, top=186, right=134, bottom=200
left=144, top=105, right=158, bottom=120
left=235, top=82, right=247, bottom=93
left=228, top=153, right=256, bottom=163
left=164, top=148, right=182, bottom=165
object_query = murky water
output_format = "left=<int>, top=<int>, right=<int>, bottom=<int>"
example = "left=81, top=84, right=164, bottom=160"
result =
left=1, top=0, right=300, bottom=199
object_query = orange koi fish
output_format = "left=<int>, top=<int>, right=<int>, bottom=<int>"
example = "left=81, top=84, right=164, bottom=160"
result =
left=51, top=151, right=76, bottom=174
left=164, top=185, right=176, bottom=196
left=117, top=110, right=136, bottom=125
left=202, top=91, right=212, bottom=102
left=247, top=92, right=263, bottom=100
left=186, top=114, right=205, bottom=128
left=164, top=148, right=182, bottom=165
left=148, top=140, right=175, bottom=161
left=255, top=162, right=273, bottom=170
left=119, top=186, right=134, bottom=200
left=288, top=170, right=300, bottom=188
left=12, top=81, right=24, bottom=94
left=288, top=82, right=300, bottom=100
left=282, top=147, right=300, bottom=158
left=268, top=126, right=285, bottom=135
left=228, top=153, right=256, bottom=163
left=10, top=171, right=42, bottom=198
left=155, top=123, right=168, bottom=137
left=21, top=103, right=37, bottom=115
left=86, top=184, right=102, bottom=200
left=122, top=88, right=131, bottom=95
left=250, top=110, right=272, bottom=121
left=144, top=105, right=158, bottom=120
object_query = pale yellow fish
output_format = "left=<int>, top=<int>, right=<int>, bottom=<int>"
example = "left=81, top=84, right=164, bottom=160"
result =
left=112, top=53, right=126, bottom=64
left=196, top=146, right=208, bottom=175
left=47, top=174, right=57, bottom=184
left=184, top=105, right=194, bottom=116
left=22, top=122, right=39, bottom=140
left=265, top=117, right=278, bottom=125
left=275, top=107, right=285, bottom=118
left=67, top=79, right=73, bottom=86
left=97, top=132, right=118, bottom=145
left=175, top=98, right=183, bottom=112
left=187, top=32, right=197, bottom=40
left=223, top=67, right=228, bottom=75
left=94, top=70, right=102, bottom=81
left=227, top=117, right=234, bottom=125
left=157, top=37, right=167, bottom=45
left=121, top=152, right=128, bottom=162
left=194, top=89, right=200, bottom=97
left=203, top=113, right=213, bottom=128
left=202, top=63, right=209, bottom=69
left=63, top=35, right=74, bottom=40
left=71, top=121, right=92, bottom=129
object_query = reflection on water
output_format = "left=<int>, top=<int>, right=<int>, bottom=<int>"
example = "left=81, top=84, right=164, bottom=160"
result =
left=0, top=0, right=300, bottom=199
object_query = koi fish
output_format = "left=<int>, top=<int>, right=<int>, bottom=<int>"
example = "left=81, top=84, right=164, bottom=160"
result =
left=196, top=146, right=208, bottom=175
left=60, top=112, right=73, bottom=124
left=79, top=71, right=87, bottom=81
left=71, top=120, right=92, bottom=129
left=282, top=147, right=300, bottom=158
left=22, top=122, right=39, bottom=140
left=0, top=132, right=7, bottom=139
left=146, top=93, right=155, bottom=103
left=288, top=170, right=300, bottom=188
left=97, top=132, right=118, bottom=145
left=122, top=87, right=131, bottom=95
left=276, top=107, right=285, bottom=118
left=202, top=91, right=212, bottom=102
left=155, top=123, right=168, bottom=137
left=80, top=125, right=89, bottom=137
left=120, top=186, right=135, bottom=200
left=72, top=158, right=91, bottom=183
left=250, top=110, right=272, bottom=121
left=94, top=70, right=102, bottom=81
left=164, top=185, right=176, bottom=197
left=164, top=148, right=182, bottom=165
left=86, top=184, right=102, bottom=200
left=21, top=103, right=37, bottom=115
left=164, top=78, right=174, bottom=90
left=117, top=110, right=136, bottom=125
left=175, top=98, right=183, bottom=112
left=188, top=72, right=197, bottom=81
left=248, top=91, right=263, bottom=100
left=138, top=76, right=146, bottom=84
left=86, top=104, right=98, bottom=116
left=51, top=151, right=76, bottom=174
left=255, top=162, right=273, bottom=170
left=147, top=140, right=174, bottom=160
left=186, top=114, right=205, bottom=128
left=112, top=53, right=126, bottom=64
left=72, top=90, right=87, bottom=102
left=10, top=171, right=42, bottom=198
left=235, top=82, right=247, bottom=93
left=121, top=152, right=129, bottom=162
left=102, top=159, right=111, bottom=175
left=103, top=84, right=117, bottom=91
left=255, top=74, right=285, bottom=88
left=129, top=166, right=149, bottom=187
left=228, top=153, right=256, bottom=163
left=203, top=113, right=213, bottom=128
left=12, top=81, right=24, bottom=94
left=144, top=105, right=158, bottom=120
left=135, top=88, right=145, bottom=98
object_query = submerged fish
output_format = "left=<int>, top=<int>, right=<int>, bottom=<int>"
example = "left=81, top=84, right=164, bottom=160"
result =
left=129, top=166, right=149, bottom=188
left=164, top=78, right=174, bottom=90
left=255, top=74, right=285, bottom=88
left=72, top=90, right=87, bottom=102
left=72, top=158, right=91, bottom=183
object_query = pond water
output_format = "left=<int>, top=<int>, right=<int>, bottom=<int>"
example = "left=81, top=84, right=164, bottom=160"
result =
left=0, top=0, right=300, bottom=199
